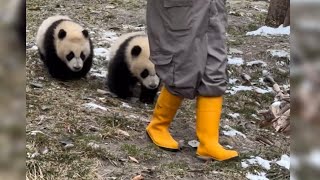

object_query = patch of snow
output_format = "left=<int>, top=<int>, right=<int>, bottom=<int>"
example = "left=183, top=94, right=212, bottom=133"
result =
left=253, top=6, right=268, bottom=13
left=267, top=49, right=290, bottom=59
left=94, top=47, right=109, bottom=58
left=27, top=45, right=38, bottom=51
left=247, top=60, right=267, bottom=67
left=246, top=172, right=269, bottom=180
left=254, top=87, right=273, bottom=94
left=229, top=48, right=243, bottom=55
left=121, top=102, right=132, bottom=109
left=246, top=25, right=290, bottom=36
left=127, top=115, right=139, bottom=119
left=228, top=57, right=244, bottom=66
left=251, top=114, right=260, bottom=120
left=306, top=150, right=320, bottom=168
left=276, top=154, right=290, bottom=170
left=223, top=125, right=246, bottom=138
left=226, top=86, right=273, bottom=95
left=101, top=31, right=118, bottom=43
left=228, top=113, right=240, bottom=119
left=229, top=78, right=239, bottom=84
left=90, top=69, right=107, bottom=78
left=29, top=130, right=45, bottom=136
left=123, top=24, right=145, bottom=31
left=259, top=78, right=265, bottom=84
left=87, top=142, right=100, bottom=150
left=243, top=156, right=272, bottom=170
left=83, top=102, right=108, bottom=111
left=272, top=101, right=281, bottom=107
left=188, top=140, right=200, bottom=148
left=241, top=161, right=249, bottom=168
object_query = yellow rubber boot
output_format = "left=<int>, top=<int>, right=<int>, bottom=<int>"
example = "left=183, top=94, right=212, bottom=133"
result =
left=146, top=87, right=183, bottom=150
left=196, top=96, right=239, bottom=161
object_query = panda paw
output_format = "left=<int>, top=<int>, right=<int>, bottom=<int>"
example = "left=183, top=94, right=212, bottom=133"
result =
left=139, top=96, right=155, bottom=104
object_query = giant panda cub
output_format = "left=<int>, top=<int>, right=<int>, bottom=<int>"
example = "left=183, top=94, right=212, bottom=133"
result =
left=36, top=15, right=93, bottom=80
left=107, top=32, right=160, bottom=104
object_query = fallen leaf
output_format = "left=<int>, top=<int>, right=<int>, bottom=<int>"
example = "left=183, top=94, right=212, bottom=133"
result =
left=30, top=82, right=43, bottom=88
left=97, top=89, right=108, bottom=95
left=188, top=140, right=199, bottom=148
left=117, top=129, right=130, bottom=137
left=131, top=174, right=143, bottom=180
left=129, top=156, right=139, bottom=163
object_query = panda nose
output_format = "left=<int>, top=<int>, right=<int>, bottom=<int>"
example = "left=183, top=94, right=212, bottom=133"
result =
left=73, top=66, right=81, bottom=71
left=149, top=84, right=158, bottom=89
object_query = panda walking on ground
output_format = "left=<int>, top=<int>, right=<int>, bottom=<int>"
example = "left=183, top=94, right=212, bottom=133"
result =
left=36, top=15, right=94, bottom=80
left=107, top=32, right=160, bottom=104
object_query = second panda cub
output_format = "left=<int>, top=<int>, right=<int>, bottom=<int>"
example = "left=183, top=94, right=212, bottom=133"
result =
left=107, top=32, right=160, bottom=104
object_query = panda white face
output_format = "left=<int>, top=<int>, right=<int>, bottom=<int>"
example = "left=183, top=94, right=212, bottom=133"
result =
left=128, top=43, right=160, bottom=90
left=64, top=51, right=85, bottom=72
left=55, top=25, right=91, bottom=72
left=139, top=69, right=160, bottom=89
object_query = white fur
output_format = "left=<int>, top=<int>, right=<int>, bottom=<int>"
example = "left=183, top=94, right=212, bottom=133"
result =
left=54, top=21, right=90, bottom=71
left=36, top=15, right=71, bottom=54
left=110, top=31, right=145, bottom=58
left=36, top=15, right=91, bottom=72
left=110, top=32, right=160, bottom=89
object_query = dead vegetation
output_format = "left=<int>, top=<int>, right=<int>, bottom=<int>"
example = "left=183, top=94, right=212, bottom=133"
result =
left=26, top=0, right=290, bottom=179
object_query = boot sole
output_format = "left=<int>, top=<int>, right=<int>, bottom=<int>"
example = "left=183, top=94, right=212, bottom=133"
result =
left=146, top=131, right=180, bottom=152
left=196, top=155, right=239, bottom=162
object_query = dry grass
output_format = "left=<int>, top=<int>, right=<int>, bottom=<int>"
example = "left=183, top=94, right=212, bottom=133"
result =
left=26, top=0, right=290, bottom=179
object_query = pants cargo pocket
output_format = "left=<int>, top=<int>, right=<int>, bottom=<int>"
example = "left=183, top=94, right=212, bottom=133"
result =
left=163, top=0, right=193, bottom=31
left=150, top=53, right=175, bottom=87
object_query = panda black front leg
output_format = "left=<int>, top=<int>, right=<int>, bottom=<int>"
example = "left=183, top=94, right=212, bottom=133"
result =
left=139, top=85, right=159, bottom=104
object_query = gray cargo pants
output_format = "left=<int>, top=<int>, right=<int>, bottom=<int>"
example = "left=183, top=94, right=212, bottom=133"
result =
left=147, top=0, right=228, bottom=99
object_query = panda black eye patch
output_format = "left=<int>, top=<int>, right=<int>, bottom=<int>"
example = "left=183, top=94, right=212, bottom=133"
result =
left=58, top=29, right=67, bottom=39
left=66, top=52, right=74, bottom=61
left=140, top=69, right=149, bottom=79
left=131, top=46, right=142, bottom=57
left=80, top=52, right=86, bottom=60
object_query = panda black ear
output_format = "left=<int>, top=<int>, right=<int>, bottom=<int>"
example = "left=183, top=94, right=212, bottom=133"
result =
left=82, top=30, right=89, bottom=38
left=131, top=46, right=142, bottom=57
left=58, top=29, right=67, bottom=39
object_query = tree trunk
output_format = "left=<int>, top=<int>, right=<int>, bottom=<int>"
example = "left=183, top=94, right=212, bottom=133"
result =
left=265, top=0, right=290, bottom=27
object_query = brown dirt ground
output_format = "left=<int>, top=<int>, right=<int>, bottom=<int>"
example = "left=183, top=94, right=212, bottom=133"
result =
left=26, top=0, right=290, bottom=179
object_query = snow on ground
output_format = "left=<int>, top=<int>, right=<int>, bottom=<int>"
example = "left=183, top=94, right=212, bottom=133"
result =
left=229, top=78, right=239, bottom=84
left=27, top=45, right=38, bottom=51
left=228, top=57, right=244, bottom=66
left=90, top=69, right=107, bottom=78
left=94, top=47, right=110, bottom=58
left=246, top=25, right=290, bottom=36
left=267, top=49, right=290, bottom=59
left=83, top=102, right=108, bottom=111
left=246, top=60, right=267, bottom=67
left=229, top=48, right=243, bottom=55
left=246, top=172, right=269, bottom=180
left=126, top=114, right=139, bottom=119
left=226, top=85, right=273, bottom=95
left=228, top=113, right=240, bottom=119
left=252, top=6, right=268, bottom=13
left=121, top=102, right=132, bottom=109
left=122, top=24, right=145, bottom=31
left=276, top=154, right=290, bottom=170
left=223, top=125, right=246, bottom=138
left=243, top=156, right=272, bottom=170
left=101, top=31, right=118, bottom=43
left=251, top=114, right=260, bottom=120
